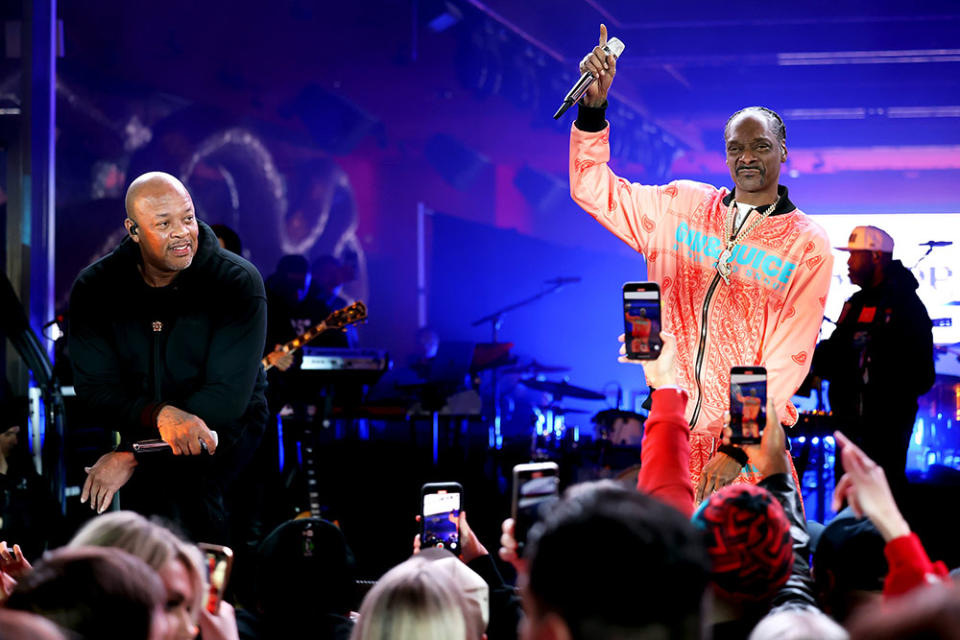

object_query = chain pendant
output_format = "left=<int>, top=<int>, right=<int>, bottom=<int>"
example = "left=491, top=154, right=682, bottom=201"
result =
left=715, top=246, right=733, bottom=285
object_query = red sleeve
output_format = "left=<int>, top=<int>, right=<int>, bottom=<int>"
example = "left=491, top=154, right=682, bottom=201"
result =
left=883, top=532, right=949, bottom=598
left=637, top=387, right=694, bottom=517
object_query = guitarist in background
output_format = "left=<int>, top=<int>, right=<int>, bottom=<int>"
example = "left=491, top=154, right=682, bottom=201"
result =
left=256, top=254, right=359, bottom=527
left=301, top=255, right=359, bottom=349
left=262, top=254, right=357, bottom=395
left=262, top=253, right=358, bottom=375
left=263, top=254, right=313, bottom=374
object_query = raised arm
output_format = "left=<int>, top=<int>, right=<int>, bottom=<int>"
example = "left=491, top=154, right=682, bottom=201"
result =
left=569, top=27, right=703, bottom=257
left=722, top=402, right=818, bottom=609
left=619, top=332, right=696, bottom=516
left=832, top=431, right=948, bottom=597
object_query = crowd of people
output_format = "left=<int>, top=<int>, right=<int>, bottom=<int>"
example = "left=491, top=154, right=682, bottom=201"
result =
left=1, top=23, right=957, bottom=640
left=2, top=336, right=958, bottom=639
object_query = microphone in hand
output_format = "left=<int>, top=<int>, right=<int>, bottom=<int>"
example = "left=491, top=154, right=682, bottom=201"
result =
left=554, top=34, right=625, bottom=119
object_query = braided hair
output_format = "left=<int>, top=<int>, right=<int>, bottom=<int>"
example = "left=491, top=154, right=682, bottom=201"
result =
left=724, top=106, right=786, bottom=145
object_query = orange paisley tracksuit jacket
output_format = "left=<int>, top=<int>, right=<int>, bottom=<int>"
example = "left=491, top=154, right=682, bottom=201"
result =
left=570, top=121, right=833, bottom=493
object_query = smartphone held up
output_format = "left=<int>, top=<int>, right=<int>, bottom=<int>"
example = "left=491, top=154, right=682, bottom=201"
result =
left=729, top=366, right=767, bottom=445
left=196, top=543, right=233, bottom=614
left=511, top=462, right=560, bottom=553
left=622, top=282, right=662, bottom=360
left=420, top=482, right=462, bottom=554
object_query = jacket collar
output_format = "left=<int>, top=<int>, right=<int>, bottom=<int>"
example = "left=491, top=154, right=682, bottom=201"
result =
left=721, top=184, right=795, bottom=216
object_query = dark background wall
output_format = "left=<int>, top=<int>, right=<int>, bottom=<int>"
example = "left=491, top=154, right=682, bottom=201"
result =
left=3, top=0, right=960, bottom=579
left=10, top=0, right=953, bottom=390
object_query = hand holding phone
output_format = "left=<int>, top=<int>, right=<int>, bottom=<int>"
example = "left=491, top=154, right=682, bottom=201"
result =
left=196, top=543, right=233, bottom=614
left=420, top=483, right=463, bottom=554
left=622, top=282, right=662, bottom=360
left=511, top=462, right=560, bottom=553
left=729, top=367, right=767, bottom=445
left=619, top=331, right=678, bottom=389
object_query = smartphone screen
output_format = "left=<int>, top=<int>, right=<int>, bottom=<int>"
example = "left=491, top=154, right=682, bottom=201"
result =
left=421, top=484, right=462, bottom=553
left=730, top=367, right=767, bottom=445
left=623, top=283, right=662, bottom=360
left=196, top=543, right=233, bottom=614
left=512, top=462, right=560, bottom=552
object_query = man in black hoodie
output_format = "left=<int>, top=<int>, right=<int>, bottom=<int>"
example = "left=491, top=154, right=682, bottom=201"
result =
left=69, top=171, right=268, bottom=543
left=813, top=225, right=935, bottom=499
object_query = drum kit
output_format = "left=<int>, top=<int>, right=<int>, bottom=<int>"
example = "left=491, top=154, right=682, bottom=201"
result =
left=914, top=354, right=960, bottom=473
left=494, top=359, right=645, bottom=483
left=470, top=280, right=644, bottom=479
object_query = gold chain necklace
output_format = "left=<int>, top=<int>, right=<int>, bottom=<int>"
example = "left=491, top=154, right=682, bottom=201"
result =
left=714, top=196, right=779, bottom=285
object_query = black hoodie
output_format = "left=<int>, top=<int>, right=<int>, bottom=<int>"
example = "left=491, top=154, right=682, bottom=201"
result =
left=814, top=259, right=935, bottom=440
left=69, top=221, right=268, bottom=463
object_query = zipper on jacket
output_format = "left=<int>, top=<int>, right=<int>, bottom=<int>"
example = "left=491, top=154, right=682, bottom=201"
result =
left=689, top=273, right=723, bottom=428
left=151, top=321, right=163, bottom=402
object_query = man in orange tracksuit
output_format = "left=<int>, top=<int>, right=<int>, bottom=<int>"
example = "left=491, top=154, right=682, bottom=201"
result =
left=625, top=308, right=652, bottom=355
left=573, top=26, right=833, bottom=502
left=737, top=389, right=764, bottom=440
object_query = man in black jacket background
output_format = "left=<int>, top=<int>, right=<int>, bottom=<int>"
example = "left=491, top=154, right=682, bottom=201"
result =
left=69, top=171, right=268, bottom=543
left=813, top=225, right=935, bottom=500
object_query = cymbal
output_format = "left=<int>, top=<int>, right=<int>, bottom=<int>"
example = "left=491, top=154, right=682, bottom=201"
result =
left=520, top=379, right=606, bottom=400
left=536, top=406, right=591, bottom=415
left=501, top=360, right=571, bottom=375
left=591, top=408, right=646, bottom=424
left=471, top=342, right=515, bottom=372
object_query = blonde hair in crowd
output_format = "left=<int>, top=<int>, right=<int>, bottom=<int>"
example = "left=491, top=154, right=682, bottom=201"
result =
left=350, top=556, right=477, bottom=640
left=67, top=510, right=205, bottom=622
left=749, top=607, right=849, bottom=640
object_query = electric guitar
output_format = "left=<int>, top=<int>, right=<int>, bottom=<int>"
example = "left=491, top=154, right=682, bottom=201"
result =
left=262, top=301, right=367, bottom=371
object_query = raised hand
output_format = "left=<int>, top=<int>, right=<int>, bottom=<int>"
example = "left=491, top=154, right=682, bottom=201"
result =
left=198, top=600, right=240, bottom=640
left=457, top=510, right=488, bottom=563
left=498, top=517, right=527, bottom=574
left=619, top=331, right=678, bottom=388
left=720, top=399, right=788, bottom=478
left=695, top=449, right=743, bottom=504
left=832, top=431, right=910, bottom=541
left=413, top=511, right=487, bottom=563
left=0, top=541, right=32, bottom=580
left=578, top=24, right=618, bottom=108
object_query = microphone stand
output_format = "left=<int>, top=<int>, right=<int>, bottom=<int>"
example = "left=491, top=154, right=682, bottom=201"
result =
left=471, top=281, right=570, bottom=449
left=912, top=244, right=936, bottom=271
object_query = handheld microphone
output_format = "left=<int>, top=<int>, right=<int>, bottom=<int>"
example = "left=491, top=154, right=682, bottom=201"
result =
left=919, top=241, right=953, bottom=247
left=545, top=277, right=582, bottom=285
left=132, top=431, right=219, bottom=453
left=553, top=37, right=625, bottom=120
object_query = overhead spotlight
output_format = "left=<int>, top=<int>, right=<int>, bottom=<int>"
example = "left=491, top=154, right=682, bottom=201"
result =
left=422, top=0, right=463, bottom=33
